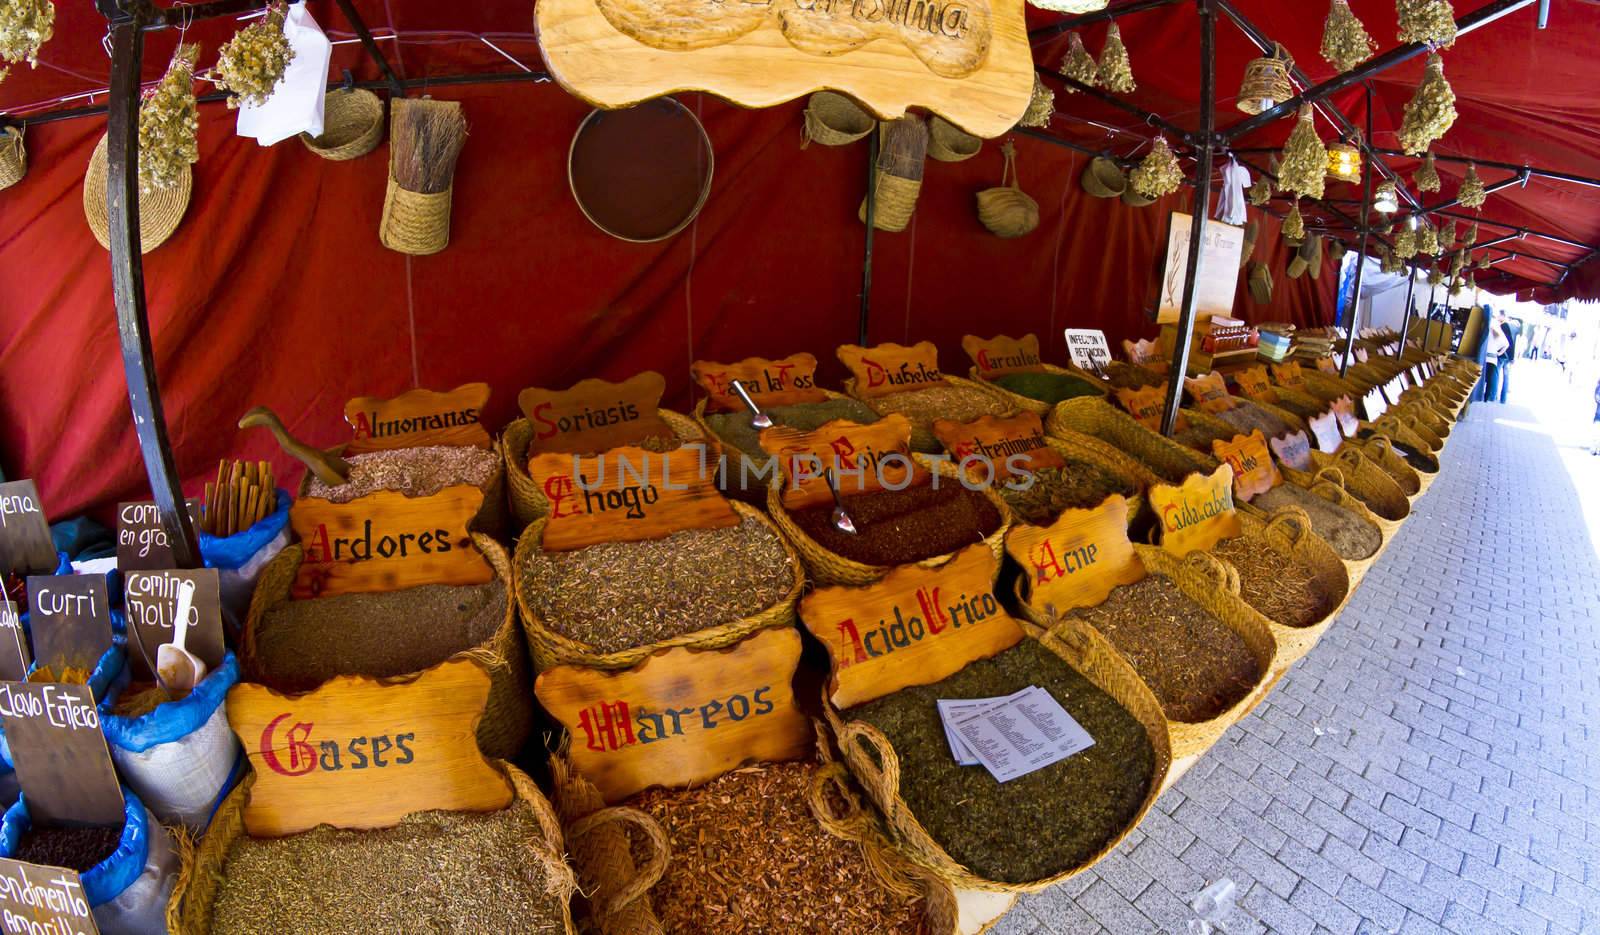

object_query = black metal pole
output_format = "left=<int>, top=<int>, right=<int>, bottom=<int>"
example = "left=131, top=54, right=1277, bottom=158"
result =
left=1397, top=262, right=1419, bottom=356
left=1159, top=0, right=1214, bottom=437
left=859, top=133, right=877, bottom=347
left=333, top=0, right=406, bottom=98
left=107, top=17, right=199, bottom=569
left=1337, top=87, right=1377, bottom=378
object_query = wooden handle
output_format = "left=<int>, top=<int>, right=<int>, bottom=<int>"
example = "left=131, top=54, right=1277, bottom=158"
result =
left=239, top=406, right=352, bottom=487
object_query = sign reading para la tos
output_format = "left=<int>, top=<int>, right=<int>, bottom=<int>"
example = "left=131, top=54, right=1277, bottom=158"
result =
left=691, top=353, right=828, bottom=413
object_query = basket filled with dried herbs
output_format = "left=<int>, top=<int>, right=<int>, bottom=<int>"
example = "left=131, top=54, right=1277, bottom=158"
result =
left=845, top=376, right=1012, bottom=452
left=1245, top=473, right=1388, bottom=586
left=969, top=363, right=1106, bottom=415
left=695, top=391, right=882, bottom=504
left=1046, top=397, right=1219, bottom=485
left=1104, top=361, right=1166, bottom=390
left=1214, top=398, right=1305, bottom=439
left=1302, top=451, right=1411, bottom=522
left=1349, top=435, right=1424, bottom=498
left=299, top=441, right=507, bottom=537
left=997, top=440, right=1145, bottom=527
left=1205, top=508, right=1350, bottom=669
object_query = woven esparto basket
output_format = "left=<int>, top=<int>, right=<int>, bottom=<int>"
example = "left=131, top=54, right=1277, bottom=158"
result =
left=241, top=534, right=533, bottom=759
left=928, top=115, right=981, bottom=162
left=1359, top=412, right=1437, bottom=455
left=1081, top=157, right=1127, bottom=198
left=295, top=438, right=507, bottom=538
left=766, top=455, right=1014, bottom=588
left=859, top=171, right=921, bottom=232
left=1355, top=435, right=1423, bottom=498
left=1040, top=434, right=1161, bottom=526
left=823, top=612, right=1171, bottom=894
left=844, top=375, right=1011, bottom=453
left=300, top=88, right=386, bottom=160
left=1248, top=262, right=1273, bottom=304
left=1045, top=397, right=1219, bottom=485
left=802, top=91, right=874, bottom=147
left=1296, top=370, right=1360, bottom=402
left=1244, top=472, right=1386, bottom=589
left=380, top=176, right=452, bottom=255
left=514, top=500, right=803, bottom=671
left=976, top=141, right=1037, bottom=238
left=549, top=751, right=669, bottom=935
left=692, top=391, right=864, bottom=506
left=967, top=362, right=1106, bottom=416
left=171, top=762, right=577, bottom=935
left=1227, top=507, right=1351, bottom=670
left=503, top=409, right=706, bottom=529
left=1307, top=449, right=1410, bottom=522
left=83, top=133, right=191, bottom=253
left=0, top=127, right=25, bottom=191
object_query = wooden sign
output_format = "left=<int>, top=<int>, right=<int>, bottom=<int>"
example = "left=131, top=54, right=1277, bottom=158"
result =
left=1124, top=338, right=1163, bottom=366
left=1314, top=357, right=1340, bottom=375
left=760, top=415, right=920, bottom=509
left=122, top=569, right=224, bottom=681
left=800, top=545, right=1024, bottom=709
left=1270, top=431, right=1313, bottom=473
left=527, top=445, right=739, bottom=551
left=1005, top=496, right=1145, bottom=615
left=1381, top=380, right=1404, bottom=407
left=535, top=626, right=812, bottom=803
left=1149, top=465, right=1241, bottom=556
left=289, top=486, right=493, bottom=599
left=1064, top=329, right=1112, bottom=375
left=1355, top=347, right=1369, bottom=363
left=1308, top=412, right=1343, bottom=454
left=836, top=341, right=945, bottom=399
left=961, top=333, right=1042, bottom=377
left=25, top=576, right=112, bottom=673
left=0, top=681, right=124, bottom=828
left=1114, top=384, right=1186, bottom=433
left=0, top=481, right=56, bottom=577
left=1362, top=389, right=1388, bottom=422
left=518, top=373, right=675, bottom=456
left=1395, top=371, right=1412, bottom=391
left=0, top=600, right=29, bottom=682
left=1330, top=396, right=1361, bottom=437
left=691, top=353, right=829, bottom=413
left=535, top=0, right=1033, bottom=140
left=1270, top=361, right=1307, bottom=388
left=1234, top=366, right=1278, bottom=404
left=1211, top=431, right=1281, bottom=502
left=115, top=500, right=202, bottom=572
left=931, top=412, right=1065, bottom=481
left=0, top=859, right=99, bottom=935
left=1184, top=372, right=1236, bottom=414
left=228, top=659, right=514, bottom=837
left=344, top=383, right=493, bottom=453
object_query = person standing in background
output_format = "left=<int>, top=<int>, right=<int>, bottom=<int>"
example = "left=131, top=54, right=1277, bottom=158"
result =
left=1496, top=313, right=1521, bottom=403
left=1482, top=309, right=1509, bottom=402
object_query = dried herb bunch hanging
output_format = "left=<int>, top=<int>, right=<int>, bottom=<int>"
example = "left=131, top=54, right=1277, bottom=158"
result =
left=1321, top=0, right=1376, bottom=73
left=1427, top=265, right=1445, bottom=286
left=1397, top=0, right=1457, bottom=48
left=1463, top=221, right=1478, bottom=245
left=1247, top=171, right=1273, bottom=207
left=1439, top=218, right=1455, bottom=246
left=1449, top=248, right=1466, bottom=277
left=1417, top=224, right=1439, bottom=255
left=1130, top=136, right=1182, bottom=199
left=1278, top=105, right=1328, bottom=200
left=214, top=3, right=294, bottom=109
left=1393, top=226, right=1418, bottom=259
left=1414, top=151, right=1440, bottom=192
left=0, top=0, right=53, bottom=83
left=1458, top=163, right=1486, bottom=209
left=138, top=43, right=200, bottom=193
left=1020, top=75, right=1054, bottom=128
left=1098, top=22, right=1136, bottom=94
left=1380, top=249, right=1401, bottom=274
left=1476, top=253, right=1492, bottom=270
left=1058, top=31, right=1098, bottom=89
left=1398, top=54, right=1456, bottom=155
left=1283, top=202, right=1306, bottom=242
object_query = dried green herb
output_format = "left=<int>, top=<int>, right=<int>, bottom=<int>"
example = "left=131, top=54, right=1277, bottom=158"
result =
left=1321, top=0, right=1376, bottom=73
left=1414, top=151, right=1441, bottom=192
left=0, top=0, right=53, bottom=83
left=990, top=371, right=1101, bottom=406
left=1397, top=0, right=1457, bottom=48
left=214, top=3, right=294, bottom=108
left=138, top=44, right=199, bottom=193
left=789, top=482, right=1001, bottom=567
left=1218, top=402, right=1292, bottom=439
left=865, top=384, right=1009, bottom=444
left=1130, top=137, right=1183, bottom=200
left=1057, top=31, right=1098, bottom=89
left=707, top=398, right=881, bottom=459
left=1209, top=536, right=1331, bottom=628
left=1001, top=460, right=1136, bottom=526
left=1097, top=22, right=1136, bottom=94
left=1282, top=202, right=1306, bottom=243
left=1252, top=483, right=1381, bottom=559
left=1278, top=106, right=1327, bottom=201
left=1458, top=163, right=1487, bottom=209
left=1020, top=76, right=1054, bottom=129
left=1247, top=171, right=1274, bottom=208
left=1398, top=54, right=1457, bottom=156
left=306, top=445, right=500, bottom=502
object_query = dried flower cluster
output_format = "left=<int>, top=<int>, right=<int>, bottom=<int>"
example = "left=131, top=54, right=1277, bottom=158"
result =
left=1380, top=249, right=1403, bottom=274
left=1278, top=106, right=1328, bottom=200
left=1394, top=227, right=1418, bottom=259
left=1098, top=23, right=1136, bottom=94
left=1321, top=0, right=1376, bottom=73
left=1282, top=202, right=1306, bottom=242
left=1020, top=76, right=1054, bottom=128
left=1427, top=265, right=1445, bottom=286
left=1476, top=253, right=1493, bottom=270
left=1462, top=221, right=1478, bottom=245
left=1247, top=172, right=1273, bottom=207
left=1058, top=32, right=1099, bottom=89
left=1458, top=163, right=1487, bottom=209
left=1449, top=249, right=1466, bottom=277
left=1130, top=136, right=1182, bottom=199
left=1439, top=218, right=1455, bottom=246
left=1397, top=0, right=1457, bottom=48
left=0, top=0, right=52, bottom=83
left=214, top=4, right=294, bottom=109
left=1414, top=151, right=1440, bottom=192
left=1417, top=224, right=1439, bottom=256
left=137, top=44, right=200, bottom=194
left=1398, top=54, right=1456, bottom=155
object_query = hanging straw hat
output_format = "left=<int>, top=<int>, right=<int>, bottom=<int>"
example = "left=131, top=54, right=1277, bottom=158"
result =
left=0, top=127, right=25, bottom=191
left=977, top=140, right=1039, bottom=238
left=82, top=133, right=191, bottom=253
left=301, top=88, right=386, bottom=161
left=1081, top=156, right=1126, bottom=198
left=1249, top=262, right=1274, bottom=303
left=928, top=115, right=982, bottom=162
left=804, top=92, right=874, bottom=147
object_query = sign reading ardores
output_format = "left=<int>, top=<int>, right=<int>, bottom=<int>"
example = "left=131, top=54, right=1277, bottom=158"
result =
left=289, top=486, right=493, bottom=598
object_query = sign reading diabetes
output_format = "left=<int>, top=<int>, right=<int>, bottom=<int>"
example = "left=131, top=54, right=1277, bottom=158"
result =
left=1234, top=366, right=1278, bottom=404
left=691, top=353, right=828, bottom=413
left=535, top=627, right=812, bottom=804
left=227, top=658, right=514, bottom=837
left=961, top=333, right=1043, bottom=377
left=1115, top=384, right=1186, bottom=433
left=518, top=373, right=676, bottom=455
left=1184, top=372, right=1236, bottom=414
left=836, top=341, right=945, bottom=399
left=799, top=544, right=1024, bottom=709
left=1149, top=465, right=1241, bottom=557
left=931, top=412, right=1064, bottom=481
left=289, top=486, right=492, bottom=599
left=527, top=445, right=739, bottom=551
left=760, top=415, right=922, bottom=509
left=344, top=383, right=492, bottom=453
left=1211, top=431, right=1281, bottom=502
left=1271, top=361, right=1307, bottom=388
left=1004, top=495, right=1145, bottom=615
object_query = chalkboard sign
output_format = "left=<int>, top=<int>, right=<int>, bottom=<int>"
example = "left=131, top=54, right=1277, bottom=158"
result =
left=115, top=500, right=202, bottom=571
left=0, top=481, right=56, bottom=577
left=0, top=681, right=125, bottom=828
left=122, top=569, right=224, bottom=681
left=0, top=599, right=29, bottom=682
left=0, top=858, right=100, bottom=935
left=25, top=576, right=112, bottom=673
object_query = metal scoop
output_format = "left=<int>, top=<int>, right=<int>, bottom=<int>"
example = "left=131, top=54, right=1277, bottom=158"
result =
left=826, top=469, right=857, bottom=535
left=155, top=579, right=206, bottom=697
left=730, top=381, right=773, bottom=430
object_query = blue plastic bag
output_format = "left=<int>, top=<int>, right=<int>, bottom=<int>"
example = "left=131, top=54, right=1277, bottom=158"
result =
left=199, top=488, right=292, bottom=626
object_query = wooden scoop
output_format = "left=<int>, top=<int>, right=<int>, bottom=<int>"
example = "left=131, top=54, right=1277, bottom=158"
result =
left=155, top=579, right=205, bottom=697
left=238, top=406, right=351, bottom=487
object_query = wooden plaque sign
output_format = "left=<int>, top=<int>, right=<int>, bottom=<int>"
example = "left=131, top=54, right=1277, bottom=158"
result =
left=25, top=576, right=112, bottom=673
left=518, top=373, right=675, bottom=456
left=760, top=415, right=920, bottom=509
left=116, top=500, right=202, bottom=572
left=1005, top=495, right=1145, bottom=615
left=122, top=569, right=225, bottom=681
left=961, top=333, right=1043, bottom=377
left=1124, top=338, right=1163, bottom=366
left=1314, top=357, right=1340, bottom=375
left=1308, top=412, right=1343, bottom=454
left=931, top=412, right=1065, bottom=481
left=1330, top=396, right=1361, bottom=437
left=1184, top=372, right=1236, bottom=414
left=0, top=480, right=56, bottom=577
left=836, top=341, right=945, bottom=399
left=0, top=859, right=99, bottom=935
left=1114, top=384, right=1185, bottom=433
left=228, top=659, right=514, bottom=837
left=1234, top=366, right=1278, bottom=404
left=1409, top=366, right=1426, bottom=387
left=1211, top=431, right=1281, bottom=502
left=535, top=626, right=812, bottom=803
left=289, top=486, right=493, bottom=599
left=1395, top=371, right=1412, bottom=391
left=535, top=0, right=1033, bottom=139
left=0, top=600, right=29, bottom=682
left=1270, top=361, right=1307, bottom=388
left=691, top=353, right=829, bottom=413
left=1149, top=465, right=1241, bottom=557
left=1270, top=431, right=1313, bottom=473
left=1361, top=389, right=1388, bottom=422
left=1355, top=347, right=1370, bottom=363
left=0, top=681, right=124, bottom=828
left=527, top=445, right=739, bottom=551
left=799, top=544, right=1024, bottom=709
left=344, top=383, right=493, bottom=453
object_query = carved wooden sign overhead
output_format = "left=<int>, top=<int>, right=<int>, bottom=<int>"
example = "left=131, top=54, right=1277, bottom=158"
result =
left=534, top=0, right=1034, bottom=138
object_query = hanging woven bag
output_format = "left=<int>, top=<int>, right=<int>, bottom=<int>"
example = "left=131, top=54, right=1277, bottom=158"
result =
left=802, top=92, right=874, bottom=147
left=0, top=127, right=25, bottom=191
left=977, top=140, right=1040, bottom=239
left=859, top=116, right=928, bottom=233
left=927, top=115, right=981, bottom=162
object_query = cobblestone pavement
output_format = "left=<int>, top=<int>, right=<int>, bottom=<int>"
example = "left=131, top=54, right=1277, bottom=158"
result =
left=1000, top=396, right=1600, bottom=935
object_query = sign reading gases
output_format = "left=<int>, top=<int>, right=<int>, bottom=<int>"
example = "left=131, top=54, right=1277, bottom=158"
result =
left=1149, top=465, right=1241, bottom=556
left=518, top=373, right=676, bottom=456
left=961, top=333, right=1043, bottom=377
left=1064, top=329, right=1112, bottom=375
left=760, top=415, right=921, bottom=509
left=527, top=446, right=739, bottom=551
left=289, top=486, right=493, bottom=599
left=0, top=480, right=56, bottom=577
left=122, top=569, right=224, bottom=681
left=1004, top=495, right=1145, bottom=615
left=1211, top=431, right=1281, bottom=502
left=799, top=545, right=1024, bottom=709
left=0, top=858, right=100, bottom=935
left=1270, top=431, right=1313, bottom=473
left=115, top=500, right=203, bottom=571
left=25, top=576, right=112, bottom=673
left=535, top=627, right=812, bottom=803
left=227, top=658, right=514, bottom=837
left=691, top=353, right=828, bottom=413
left=931, top=412, right=1064, bottom=481
left=0, top=681, right=125, bottom=828
left=344, top=383, right=493, bottom=453
left=836, top=341, right=945, bottom=399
